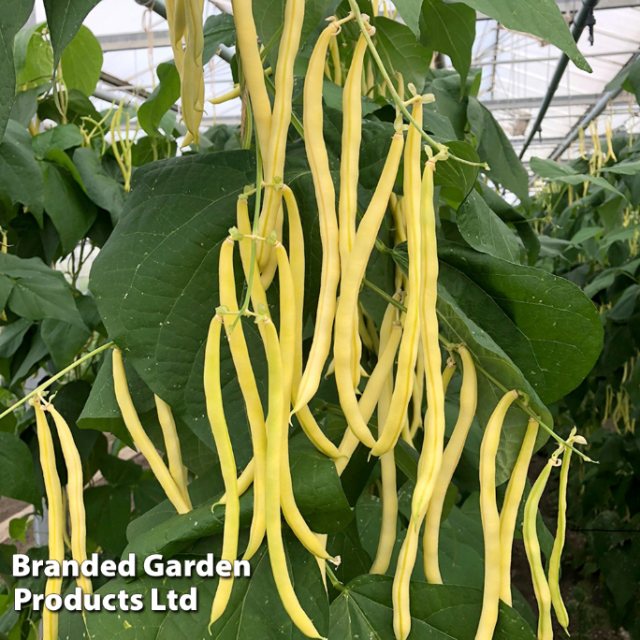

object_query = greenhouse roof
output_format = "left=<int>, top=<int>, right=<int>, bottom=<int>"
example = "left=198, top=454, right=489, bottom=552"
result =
left=31, top=0, right=640, bottom=164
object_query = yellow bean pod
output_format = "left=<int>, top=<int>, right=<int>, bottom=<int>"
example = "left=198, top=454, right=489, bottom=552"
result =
left=33, top=400, right=65, bottom=640
left=475, top=389, right=519, bottom=640
left=45, top=402, right=93, bottom=595
left=423, top=346, right=477, bottom=585
left=498, top=418, right=539, bottom=605
left=204, top=315, right=241, bottom=626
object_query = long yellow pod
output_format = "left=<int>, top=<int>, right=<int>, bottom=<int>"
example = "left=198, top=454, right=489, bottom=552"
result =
left=112, top=349, right=191, bottom=515
left=335, top=305, right=402, bottom=475
left=370, top=303, right=399, bottom=574
left=549, top=429, right=585, bottom=633
left=258, top=0, right=305, bottom=247
left=204, top=315, right=241, bottom=626
left=294, top=20, right=344, bottom=413
left=181, top=0, right=205, bottom=146
left=33, top=401, right=65, bottom=640
left=260, top=317, right=324, bottom=639
left=334, top=131, right=405, bottom=448
left=475, top=389, right=519, bottom=640
left=412, top=159, right=445, bottom=513
left=328, top=36, right=342, bottom=86
left=154, top=395, right=192, bottom=509
left=237, top=202, right=340, bottom=459
left=231, top=0, right=272, bottom=158
left=524, top=451, right=562, bottom=640
left=165, top=0, right=186, bottom=75
left=274, top=242, right=337, bottom=561
left=498, top=418, right=539, bottom=604
left=371, top=100, right=423, bottom=458
left=45, top=403, right=93, bottom=595
left=218, top=236, right=267, bottom=561
left=423, top=346, right=477, bottom=585
left=339, top=32, right=369, bottom=388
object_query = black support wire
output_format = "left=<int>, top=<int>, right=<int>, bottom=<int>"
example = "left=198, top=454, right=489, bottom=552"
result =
left=518, top=0, right=600, bottom=159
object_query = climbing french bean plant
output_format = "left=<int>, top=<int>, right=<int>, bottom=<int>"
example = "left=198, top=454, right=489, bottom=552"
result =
left=1, top=1, right=634, bottom=639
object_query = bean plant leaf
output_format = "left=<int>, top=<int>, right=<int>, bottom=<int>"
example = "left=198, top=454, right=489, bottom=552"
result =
left=394, top=0, right=423, bottom=37
left=202, top=13, right=236, bottom=63
left=468, top=98, right=528, bottom=201
left=0, top=0, right=34, bottom=142
left=456, top=190, right=523, bottom=263
left=138, top=63, right=180, bottom=137
left=373, top=17, right=432, bottom=93
left=60, top=25, right=103, bottom=96
left=0, top=433, right=39, bottom=505
left=60, top=543, right=329, bottom=640
left=0, top=253, right=82, bottom=325
left=0, top=120, right=43, bottom=214
left=43, top=0, right=101, bottom=64
left=456, top=0, right=590, bottom=72
left=329, top=576, right=535, bottom=639
left=420, top=0, right=476, bottom=86
left=91, top=151, right=263, bottom=455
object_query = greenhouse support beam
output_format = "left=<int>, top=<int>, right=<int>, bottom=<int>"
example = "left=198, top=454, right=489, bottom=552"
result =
left=549, top=49, right=640, bottom=160
left=518, top=0, right=600, bottom=159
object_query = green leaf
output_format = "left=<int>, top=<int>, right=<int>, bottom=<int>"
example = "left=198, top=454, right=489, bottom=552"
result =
left=394, top=0, right=423, bottom=37
left=8, top=515, right=30, bottom=542
left=0, top=119, right=43, bottom=213
left=14, top=23, right=53, bottom=91
left=329, top=576, right=535, bottom=639
left=434, top=141, right=480, bottom=206
left=41, top=162, right=97, bottom=253
left=60, top=25, right=103, bottom=96
left=440, top=245, right=604, bottom=404
left=420, top=0, right=476, bottom=86
left=202, top=13, right=236, bottom=63
left=373, top=17, right=431, bottom=93
left=40, top=317, right=91, bottom=368
left=32, top=123, right=83, bottom=158
left=138, top=62, right=180, bottom=137
left=529, top=156, right=576, bottom=179
left=84, top=484, right=132, bottom=554
left=0, top=433, right=38, bottom=505
left=456, top=0, right=590, bottom=73
left=60, top=543, right=329, bottom=640
left=43, top=0, right=101, bottom=65
left=468, top=97, right=528, bottom=200
left=73, top=147, right=125, bottom=221
left=603, top=159, right=640, bottom=176
left=0, top=319, right=32, bottom=358
left=457, top=190, right=523, bottom=263
left=0, top=0, right=34, bottom=141
left=0, top=253, right=82, bottom=324
left=90, top=150, right=259, bottom=450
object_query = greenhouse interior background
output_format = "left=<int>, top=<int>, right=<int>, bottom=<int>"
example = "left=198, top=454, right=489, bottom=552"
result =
left=28, top=0, right=640, bottom=164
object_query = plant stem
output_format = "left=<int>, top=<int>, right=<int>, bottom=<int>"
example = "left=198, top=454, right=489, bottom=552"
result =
left=0, top=341, right=114, bottom=420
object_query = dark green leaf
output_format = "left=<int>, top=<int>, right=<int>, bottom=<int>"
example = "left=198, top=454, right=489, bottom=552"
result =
left=0, top=0, right=34, bottom=141
left=32, top=123, right=83, bottom=158
left=202, top=13, right=236, bottom=63
left=420, top=0, right=475, bottom=86
left=329, top=576, right=535, bottom=639
left=435, top=141, right=480, bottom=206
left=0, top=119, right=43, bottom=213
left=373, top=17, right=431, bottom=93
left=43, top=0, right=101, bottom=65
left=41, top=317, right=91, bottom=368
left=457, top=190, right=523, bottom=262
left=42, top=162, right=97, bottom=253
left=0, top=319, right=32, bottom=358
left=468, top=97, right=528, bottom=200
left=394, top=0, right=423, bottom=37
left=457, top=0, right=590, bottom=72
left=138, top=62, right=180, bottom=137
left=0, top=433, right=38, bottom=505
left=60, top=25, right=103, bottom=96
left=91, top=150, right=258, bottom=450
left=0, top=253, right=82, bottom=324
left=73, top=147, right=125, bottom=221
left=84, top=484, right=132, bottom=554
